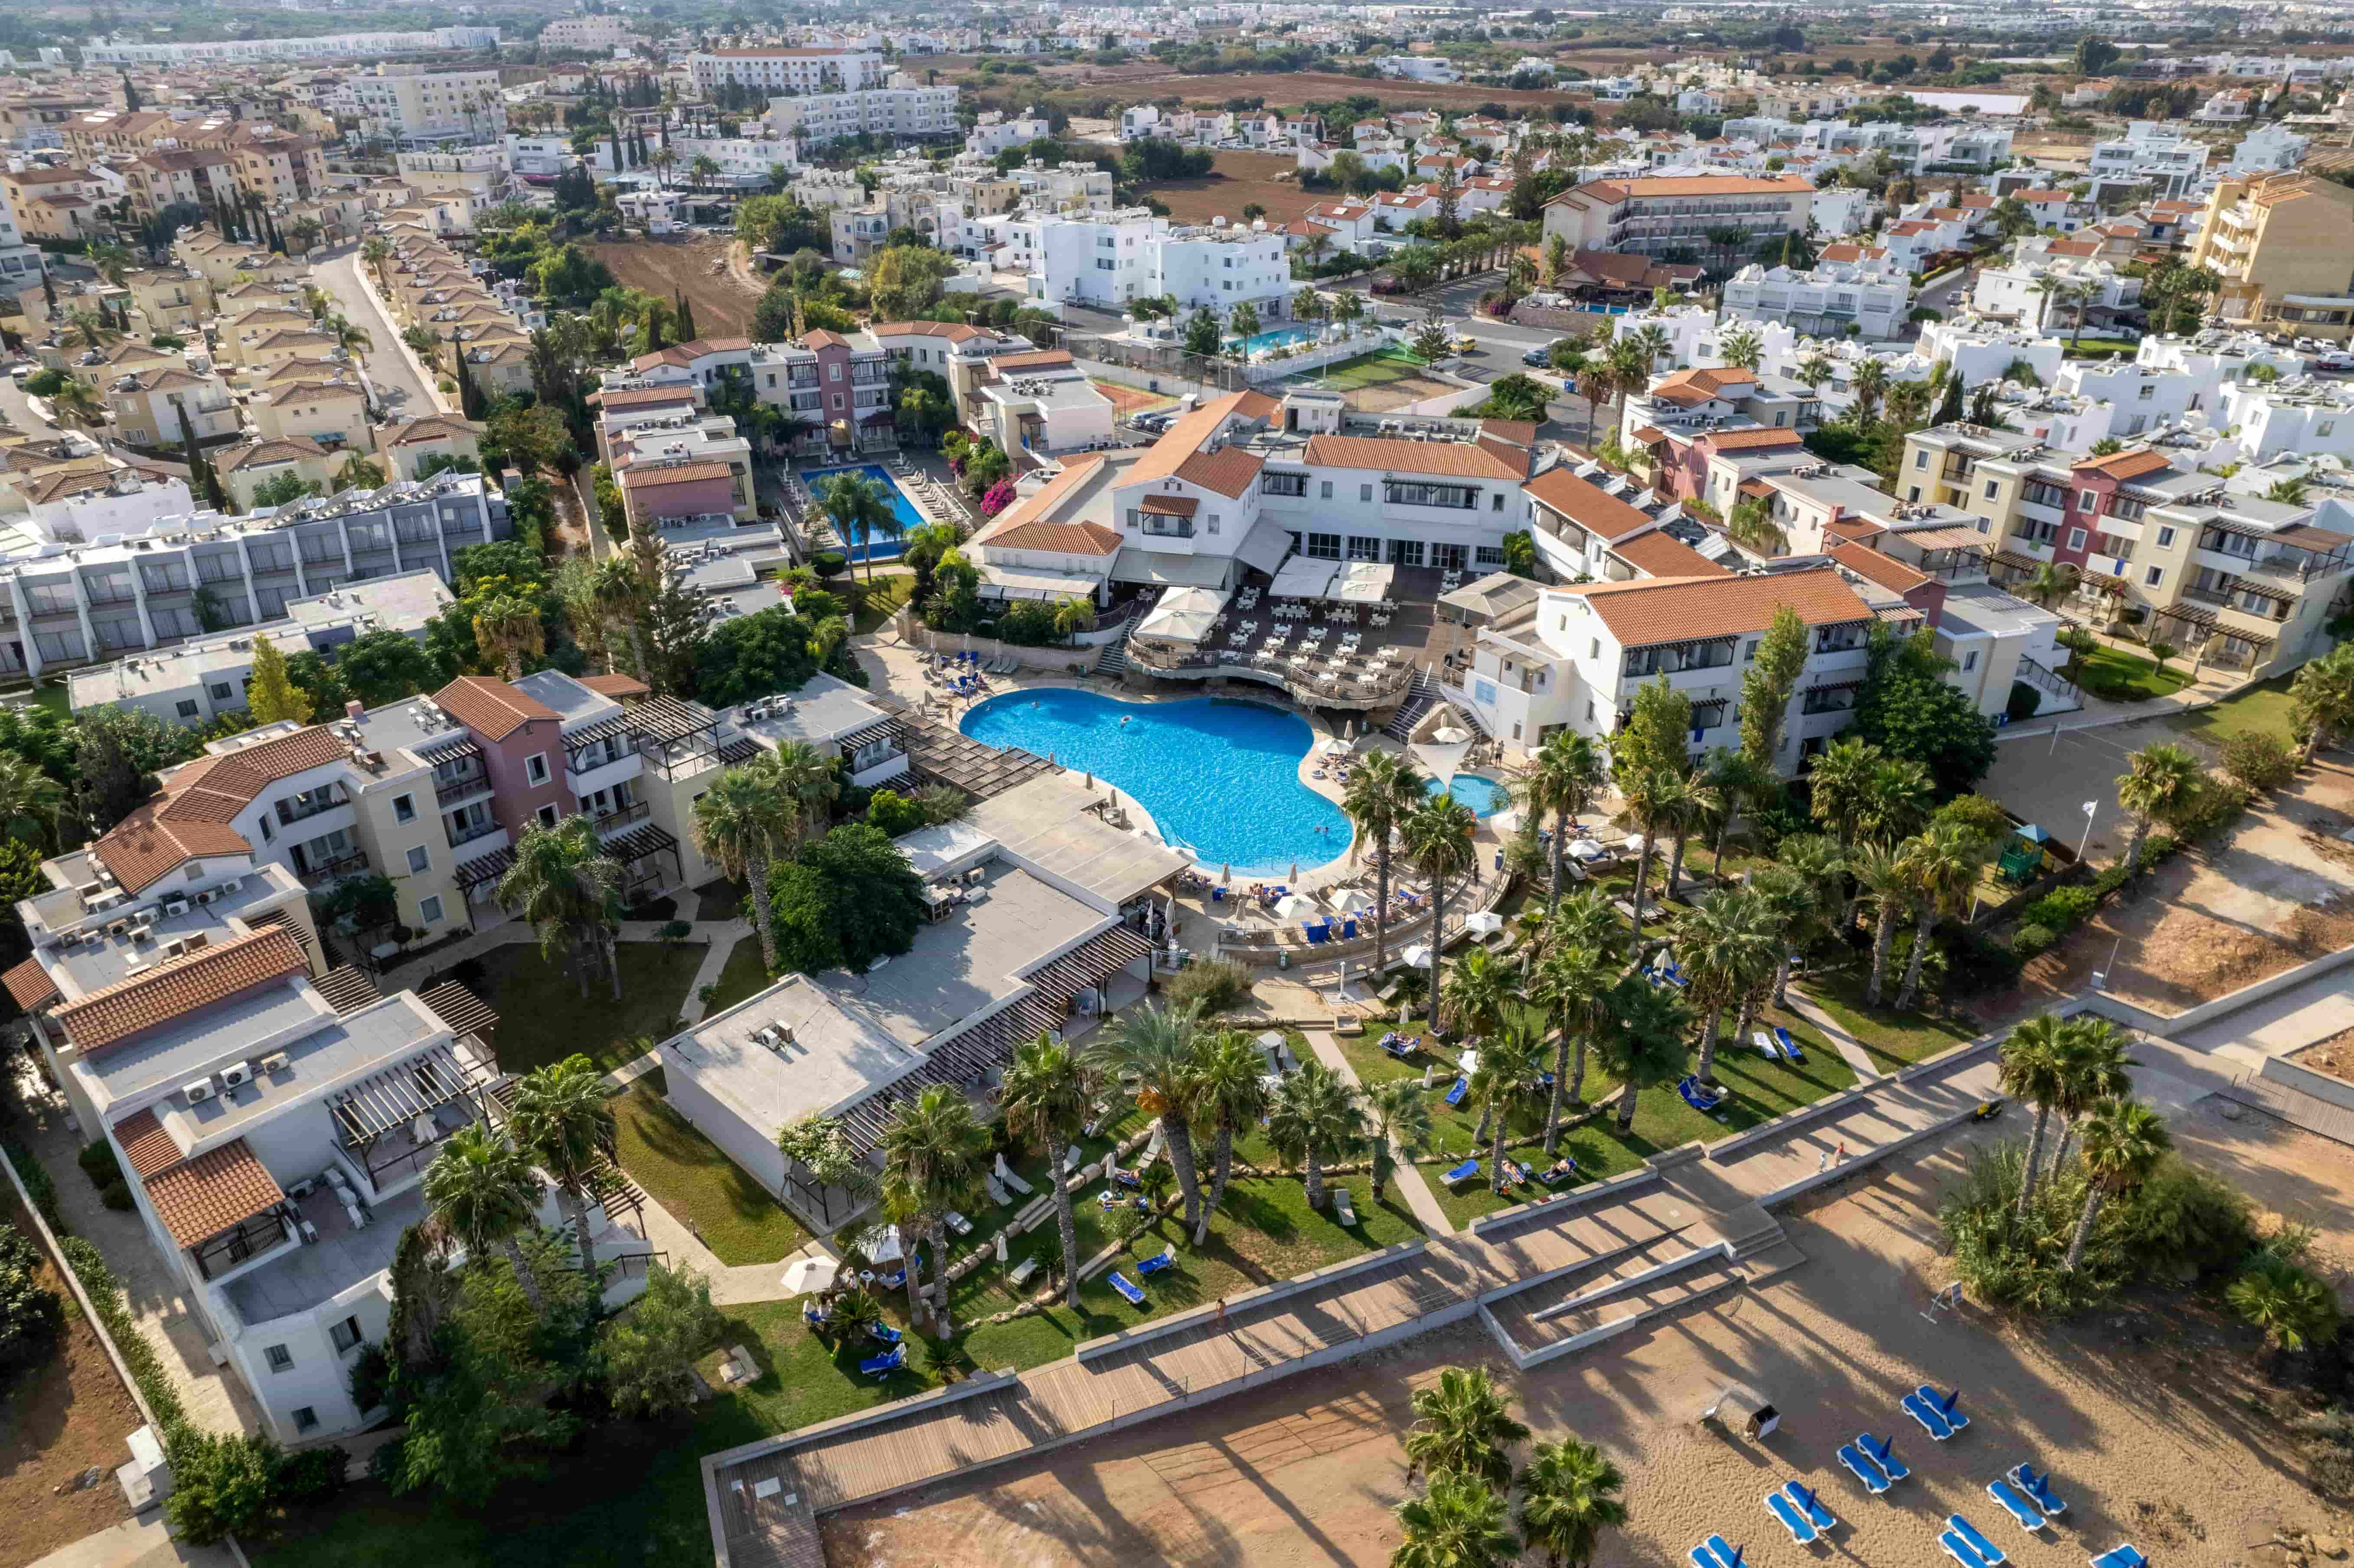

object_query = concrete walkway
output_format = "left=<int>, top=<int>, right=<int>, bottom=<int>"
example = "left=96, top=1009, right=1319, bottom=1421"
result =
left=24, top=1514, right=238, bottom=1568
left=1777, top=988, right=1884, bottom=1080
left=1297, top=1027, right=1453, bottom=1235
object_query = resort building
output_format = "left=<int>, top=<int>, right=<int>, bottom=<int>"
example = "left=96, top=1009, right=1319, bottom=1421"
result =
left=1718, top=257, right=1913, bottom=342
left=2189, top=173, right=2354, bottom=343
left=79, top=26, right=500, bottom=63
left=687, top=47, right=890, bottom=96
left=350, top=65, right=508, bottom=146
left=1619, top=366, right=1823, bottom=509
left=1011, top=211, right=1293, bottom=326
left=764, top=85, right=962, bottom=150
left=1540, top=174, right=1816, bottom=260
left=970, top=350, right=1118, bottom=456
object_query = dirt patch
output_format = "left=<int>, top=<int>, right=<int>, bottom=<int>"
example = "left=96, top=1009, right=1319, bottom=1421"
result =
left=1089, top=379, right=1174, bottom=417
left=586, top=235, right=762, bottom=340
left=1136, top=149, right=1309, bottom=228
left=2289, top=1031, right=2354, bottom=1090
left=0, top=1193, right=140, bottom=1566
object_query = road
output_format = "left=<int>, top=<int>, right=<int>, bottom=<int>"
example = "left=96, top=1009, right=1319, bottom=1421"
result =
left=308, top=244, right=430, bottom=416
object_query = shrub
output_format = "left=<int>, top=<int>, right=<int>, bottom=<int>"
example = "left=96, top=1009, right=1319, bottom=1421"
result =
left=2172, top=778, right=2253, bottom=842
left=348, top=1341, right=393, bottom=1415
left=810, top=550, right=848, bottom=580
left=273, top=1444, right=349, bottom=1506
left=1940, top=1141, right=2125, bottom=1314
left=2005, top=681, right=2041, bottom=724
left=658, top=919, right=694, bottom=944
left=100, top=1179, right=132, bottom=1210
left=1162, top=958, right=1252, bottom=1014
left=2113, top=1157, right=2257, bottom=1281
left=78, top=1139, right=122, bottom=1189
left=1949, top=929, right=2025, bottom=991
left=2222, top=730, right=2298, bottom=794
left=2012, top=922, right=2057, bottom=959
left=167, top=1431, right=282, bottom=1543
left=0, top=1223, right=63, bottom=1379
left=2091, top=864, right=2132, bottom=898
left=59, top=1235, right=186, bottom=1434
left=863, top=788, right=929, bottom=837
left=2021, top=884, right=2098, bottom=933
left=4, top=1140, right=59, bottom=1230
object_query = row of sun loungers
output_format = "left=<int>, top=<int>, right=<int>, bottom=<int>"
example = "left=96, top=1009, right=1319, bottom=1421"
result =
left=1108, top=1245, right=1178, bottom=1306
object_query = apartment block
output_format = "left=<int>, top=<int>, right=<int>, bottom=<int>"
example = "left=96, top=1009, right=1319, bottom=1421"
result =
left=688, top=47, right=889, bottom=95
left=764, top=85, right=960, bottom=148
left=352, top=66, right=506, bottom=146
left=2192, top=174, right=2354, bottom=343
left=1542, top=174, right=1815, bottom=260
left=1720, top=257, right=1912, bottom=340
left=80, top=27, right=499, bottom=63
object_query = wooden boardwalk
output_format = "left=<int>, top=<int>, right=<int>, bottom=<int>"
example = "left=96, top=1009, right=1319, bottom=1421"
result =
left=702, top=1037, right=2010, bottom=1568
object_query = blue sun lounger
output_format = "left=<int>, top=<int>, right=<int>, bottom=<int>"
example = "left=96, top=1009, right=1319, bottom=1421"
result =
left=2009, top=1465, right=2067, bottom=1517
left=1766, top=1490, right=1818, bottom=1545
left=1788, top=1482, right=1836, bottom=1530
left=1109, top=1271, right=1145, bottom=1305
left=868, top=1323, right=902, bottom=1346
left=2089, top=1546, right=2147, bottom=1568
left=1678, top=1075, right=1726, bottom=1113
left=1689, top=1535, right=1746, bottom=1568
left=1445, top=1077, right=1469, bottom=1107
left=1947, top=1515, right=2007, bottom=1568
left=1944, top=1528, right=2000, bottom=1568
left=1443, top=1158, right=1481, bottom=1185
left=1773, top=1026, right=1805, bottom=1063
left=1906, top=1386, right=1968, bottom=1440
left=1837, top=1443, right=1891, bottom=1495
left=1137, top=1246, right=1175, bottom=1278
left=1988, top=1480, right=2047, bottom=1532
left=859, top=1344, right=904, bottom=1379
left=1860, top=1434, right=1909, bottom=1483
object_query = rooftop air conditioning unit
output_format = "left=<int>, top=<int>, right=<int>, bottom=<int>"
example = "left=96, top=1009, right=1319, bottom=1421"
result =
left=161, top=938, right=188, bottom=959
left=164, top=898, right=189, bottom=917
left=220, top=1061, right=251, bottom=1089
left=183, top=1077, right=216, bottom=1103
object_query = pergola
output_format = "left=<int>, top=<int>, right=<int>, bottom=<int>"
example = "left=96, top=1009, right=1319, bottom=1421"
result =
left=326, top=1038, right=502, bottom=1183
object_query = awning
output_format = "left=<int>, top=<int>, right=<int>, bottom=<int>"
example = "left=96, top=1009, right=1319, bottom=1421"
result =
left=330, top=1039, right=495, bottom=1146
left=1892, top=525, right=1992, bottom=551
left=455, top=847, right=515, bottom=892
left=980, top=562, right=1108, bottom=601
left=1440, top=571, right=1541, bottom=619
left=1135, top=585, right=1231, bottom=644
left=1233, top=517, right=1294, bottom=577
left=605, top=822, right=679, bottom=865
left=1270, top=556, right=1341, bottom=599
left=315, top=965, right=382, bottom=1015
left=420, top=979, right=497, bottom=1039
left=1110, top=548, right=1230, bottom=588
left=1333, top=560, right=1395, bottom=603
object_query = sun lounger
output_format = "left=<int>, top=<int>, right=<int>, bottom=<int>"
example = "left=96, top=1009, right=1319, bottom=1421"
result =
left=1137, top=1246, right=1175, bottom=1277
left=946, top=1210, right=973, bottom=1235
left=996, top=1156, right=1035, bottom=1196
left=1443, top=1158, right=1481, bottom=1185
left=1987, top=1480, right=2047, bottom=1532
left=987, top=1174, right=1014, bottom=1206
left=1773, top=1026, right=1805, bottom=1063
left=1944, top=1527, right=2001, bottom=1568
left=1541, top=1157, right=1580, bottom=1186
left=1837, top=1443, right=1891, bottom=1495
left=1099, top=1189, right=1139, bottom=1210
left=1110, top=1166, right=1143, bottom=1188
left=1766, top=1490, right=1819, bottom=1545
left=1334, top=1186, right=1358, bottom=1224
left=1752, top=1030, right=1781, bottom=1060
left=1905, top=1389, right=1961, bottom=1441
left=2089, top=1546, right=2147, bottom=1568
left=1678, top=1075, right=1726, bottom=1113
left=1861, top=1435, right=1909, bottom=1483
left=1784, top=1482, right=1836, bottom=1533
left=1506, top=1159, right=1534, bottom=1186
left=1384, top=1036, right=1418, bottom=1059
left=1948, top=1515, right=2006, bottom=1568
left=1007, top=1255, right=1039, bottom=1287
left=1109, top=1270, right=1146, bottom=1305
left=859, top=1344, right=905, bottom=1379
left=1916, top=1385, right=1969, bottom=1434
left=1704, top=1535, right=1746, bottom=1568
left=2009, top=1465, right=2066, bottom=1517
left=1444, top=1077, right=1468, bottom=1107
left=868, top=1323, right=902, bottom=1346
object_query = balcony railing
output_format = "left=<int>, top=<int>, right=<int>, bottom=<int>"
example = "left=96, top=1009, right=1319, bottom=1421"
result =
left=275, top=786, right=350, bottom=826
left=297, top=849, right=369, bottom=886
left=449, top=817, right=503, bottom=846
left=434, top=770, right=491, bottom=805
left=191, top=1209, right=292, bottom=1281
left=593, top=800, right=650, bottom=831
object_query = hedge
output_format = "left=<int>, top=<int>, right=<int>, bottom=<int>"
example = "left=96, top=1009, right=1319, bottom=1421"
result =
left=58, top=1235, right=187, bottom=1437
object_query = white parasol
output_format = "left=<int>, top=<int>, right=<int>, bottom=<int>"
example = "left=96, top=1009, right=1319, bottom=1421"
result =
left=1275, top=893, right=1320, bottom=920
left=1464, top=910, right=1504, bottom=935
left=1568, top=838, right=1607, bottom=861
left=780, top=1255, right=840, bottom=1296
left=1331, top=888, right=1375, bottom=914
left=1432, top=725, right=1471, bottom=745
left=856, top=1224, right=903, bottom=1264
left=1403, top=942, right=1434, bottom=970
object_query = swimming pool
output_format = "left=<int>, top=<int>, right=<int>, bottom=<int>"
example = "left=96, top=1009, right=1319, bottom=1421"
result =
left=1234, top=324, right=1322, bottom=354
left=802, top=463, right=920, bottom=562
left=961, top=690, right=1354, bottom=875
left=1430, top=773, right=1512, bottom=818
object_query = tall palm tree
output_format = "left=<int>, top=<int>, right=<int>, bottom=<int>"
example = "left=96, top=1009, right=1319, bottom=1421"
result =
left=1893, top=822, right=1989, bottom=1011
left=360, top=236, right=392, bottom=290
left=1599, top=977, right=1688, bottom=1132
left=2048, top=1016, right=2137, bottom=1175
left=1857, top=757, right=1934, bottom=847
left=1469, top=1026, right=1547, bottom=1193
left=423, top=1125, right=547, bottom=1311
left=65, top=308, right=118, bottom=352
left=1404, top=1365, right=1529, bottom=1488
left=1393, top=1470, right=1520, bottom=1568
left=0, top=754, right=66, bottom=850
left=508, top=1053, right=618, bottom=1274
left=1806, top=736, right=1879, bottom=848
left=1518, top=1437, right=1629, bottom=1568
left=1536, top=943, right=1613, bottom=1139
left=496, top=815, right=624, bottom=1000
left=592, top=554, right=651, bottom=680
left=1849, top=358, right=1888, bottom=426
left=1366, top=1077, right=1433, bottom=1207
left=1720, top=325, right=1764, bottom=371
left=997, top=1033, right=1092, bottom=1308
left=812, top=470, right=895, bottom=587
left=1998, top=1014, right=2073, bottom=1218
left=1853, top=841, right=1911, bottom=1009
left=1660, top=772, right=1719, bottom=908
left=472, top=592, right=544, bottom=680
left=1266, top=1059, right=1365, bottom=1212
left=1191, top=1029, right=1269, bottom=1240
left=1752, top=856, right=1826, bottom=1009
left=1518, top=730, right=1607, bottom=908
left=2023, top=563, right=2075, bottom=610
left=323, top=312, right=373, bottom=355
left=692, top=764, right=796, bottom=972
left=878, top=1083, right=991, bottom=1333
left=334, top=453, right=385, bottom=491
left=2289, top=642, right=2354, bottom=763
left=1673, top=887, right=1777, bottom=1085
left=1442, top=949, right=1515, bottom=1047
left=1619, top=766, right=1677, bottom=936
left=1087, top=1003, right=1209, bottom=1235
left=2116, top=742, right=2203, bottom=870
left=766, top=739, right=841, bottom=847
left=2063, top=1098, right=2171, bottom=1271
left=50, top=379, right=104, bottom=430
left=1342, top=751, right=1429, bottom=975
left=1402, top=793, right=1479, bottom=1032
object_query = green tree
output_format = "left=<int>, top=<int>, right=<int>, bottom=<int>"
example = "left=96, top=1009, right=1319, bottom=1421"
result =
left=2116, top=742, right=2203, bottom=870
left=1403, top=1365, right=1529, bottom=1488
left=1087, top=1003, right=1210, bottom=1235
left=1191, top=1029, right=1270, bottom=1238
left=2063, top=1099, right=2171, bottom=1271
left=0, top=753, right=66, bottom=850
left=998, top=1033, right=1094, bottom=1307
left=471, top=593, right=546, bottom=681
left=1672, top=887, right=1778, bottom=1084
left=1598, top=976, right=1688, bottom=1132
left=1467, top=1026, right=1547, bottom=1193
left=1182, top=306, right=1222, bottom=357
left=496, top=815, right=624, bottom=1000
left=1891, top=822, right=1987, bottom=1011
left=1999, top=1014, right=2072, bottom=1218
left=1853, top=630, right=1996, bottom=798
left=767, top=823, right=924, bottom=975
left=1402, top=793, right=1479, bottom=1030
left=1393, top=1470, right=1520, bottom=1568
left=1739, top=604, right=1809, bottom=771
left=2290, top=642, right=2354, bottom=763
left=1853, top=841, right=1911, bottom=1008
left=878, top=1084, right=990, bottom=1332
left=1536, top=936, right=1614, bottom=1137
left=601, top=1260, right=725, bottom=1416
left=811, top=470, right=896, bottom=589
left=1518, top=1436, right=1629, bottom=1568
left=2227, top=1257, right=2343, bottom=1369
left=1266, top=1058, right=1365, bottom=1211
left=1342, top=750, right=1429, bottom=973
left=71, top=709, right=175, bottom=837
left=1610, top=673, right=1691, bottom=787
left=692, top=763, right=797, bottom=971
left=1366, top=1077, right=1433, bottom=1207
left=507, top=1053, right=617, bottom=1275
left=422, top=1125, right=549, bottom=1312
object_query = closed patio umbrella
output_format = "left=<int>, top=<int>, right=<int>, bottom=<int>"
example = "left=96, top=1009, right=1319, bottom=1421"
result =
left=1221, top=863, right=1232, bottom=884
left=1289, top=862, right=1300, bottom=883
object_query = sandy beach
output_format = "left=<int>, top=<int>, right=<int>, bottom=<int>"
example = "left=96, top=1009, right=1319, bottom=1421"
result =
left=821, top=1106, right=2354, bottom=1568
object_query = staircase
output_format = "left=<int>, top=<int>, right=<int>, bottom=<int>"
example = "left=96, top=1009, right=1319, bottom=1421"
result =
left=1094, top=638, right=1130, bottom=677
left=485, top=1079, right=648, bottom=1229
left=1384, top=669, right=1442, bottom=741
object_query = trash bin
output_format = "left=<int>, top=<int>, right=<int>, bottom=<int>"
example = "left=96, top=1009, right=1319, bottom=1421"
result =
left=1277, top=951, right=1289, bottom=970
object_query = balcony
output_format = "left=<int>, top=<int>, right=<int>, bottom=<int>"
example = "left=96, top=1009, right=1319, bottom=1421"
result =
left=296, top=849, right=369, bottom=887
left=849, top=749, right=909, bottom=790
left=434, top=770, right=492, bottom=806
left=565, top=749, right=643, bottom=798
left=592, top=799, right=650, bottom=834
left=275, top=785, right=351, bottom=827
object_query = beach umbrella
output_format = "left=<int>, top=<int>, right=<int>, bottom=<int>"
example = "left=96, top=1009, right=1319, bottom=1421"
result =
left=1464, top=910, right=1504, bottom=936
left=1084, top=770, right=1094, bottom=788
left=1569, top=838, right=1606, bottom=861
left=857, top=1223, right=903, bottom=1264
left=1276, top=893, right=1319, bottom=919
left=995, top=1232, right=1009, bottom=1265
left=1332, top=888, right=1375, bottom=914
left=1432, top=725, right=1470, bottom=745
left=780, top=1255, right=839, bottom=1296
left=1403, top=942, right=1434, bottom=970
left=1256, top=1030, right=1287, bottom=1051
left=1344, top=719, right=1356, bottom=740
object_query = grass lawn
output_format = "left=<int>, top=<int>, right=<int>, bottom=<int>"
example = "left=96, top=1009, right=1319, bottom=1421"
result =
left=2076, top=644, right=2193, bottom=701
left=1313, top=350, right=1427, bottom=391
left=2061, top=338, right=2138, bottom=356
left=611, top=1070, right=810, bottom=1266
left=1798, top=966, right=1980, bottom=1073
left=2168, top=673, right=2295, bottom=746
left=29, top=681, right=69, bottom=718
left=472, top=941, right=706, bottom=1074
left=852, top=571, right=914, bottom=634
left=701, top=935, right=772, bottom=1017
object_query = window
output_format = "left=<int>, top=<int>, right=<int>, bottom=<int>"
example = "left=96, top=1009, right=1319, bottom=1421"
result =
left=293, top=1407, right=319, bottom=1434
left=176, top=699, right=200, bottom=719
left=1962, top=651, right=1979, bottom=672
left=1319, top=480, right=1333, bottom=499
left=2078, top=490, right=2098, bottom=512
left=1913, top=450, right=1928, bottom=470
left=1743, top=638, right=1761, bottom=662
left=526, top=753, right=549, bottom=786
left=1985, top=480, right=1999, bottom=501
left=2067, top=529, right=2086, bottom=550
left=418, top=894, right=444, bottom=926
left=393, top=794, right=415, bottom=823
left=1260, top=472, right=1307, bottom=497
left=330, top=1316, right=363, bottom=1353
left=2156, top=526, right=2176, bottom=548
left=1306, top=532, right=1342, bottom=560
left=1492, top=493, right=1505, bottom=512
left=405, top=845, right=429, bottom=875
left=1359, top=484, right=1373, bottom=502
left=2145, top=565, right=2164, bottom=587
left=537, top=803, right=559, bottom=828
left=1907, top=487, right=1920, bottom=502
left=266, top=1344, right=294, bottom=1372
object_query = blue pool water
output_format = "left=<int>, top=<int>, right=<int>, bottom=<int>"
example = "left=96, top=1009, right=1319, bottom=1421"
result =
left=1431, top=773, right=1511, bottom=818
left=1234, top=324, right=1322, bottom=354
left=961, top=690, right=1354, bottom=875
left=803, top=463, right=920, bottom=562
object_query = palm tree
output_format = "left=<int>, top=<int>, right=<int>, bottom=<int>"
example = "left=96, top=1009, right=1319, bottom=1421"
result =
left=692, top=764, right=795, bottom=972
left=2228, top=1258, right=2344, bottom=1372
left=1536, top=942, right=1613, bottom=1139
left=1087, top=1003, right=1209, bottom=1235
left=592, top=554, right=651, bottom=680
left=2047, top=1016, right=2136, bottom=1175
left=878, top=1083, right=991, bottom=1332
left=472, top=592, right=544, bottom=680
left=323, top=312, right=373, bottom=355
left=1366, top=1078, right=1433, bottom=1207
left=50, top=379, right=104, bottom=430
left=1393, top=1470, right=1520, bottom=1568
left=1343, top=752, right=1430, bottom=975
left=1518, top=1437, right=1629, bottom=1568
left=812, top=470, right=895, bottom=587
left=1807, top=736, right=1878, bottom=847
left=0, top=754, right=66, bottom=849
left=1518, top=731, right=1606, bottom=909
left=1404, top=1365, right=1530, bottom=1488
left=1443, top=948, right=1515, bottom=1049
left=496, top=815, right=624, bottom=1000
left=1856, top=757, right=1934, bottom=849
left=1402, top=794, right=1479, bottom=1032
left=508, top=1053, right=618, bottom=1274
left=361, top=236, right=392, bottom=290
left=1796, top=353, right=1835, bottom=391
left=2023, top=562, right=2075, bottom=610
left=1893, top=822, right=1988, bottom=1011
left=1266, top=1059, right=1364, bottom=1212
left=1619, top=766, right=1678, bottom=936
left=1853, top=842, right=1911, bottom=1009
left=1673, top=887, right=1777, bottom=1086
left=1468, top=1026, right=1547, bottom=1192
left=1720, top=325, right=1764, bottom=371
left=2063, top=1098, right=2171, bottom=1271
left=64, top=308, right=118, bottom=352
left=1191, top=1029, right=1269, bottom=1239
left=1998, top=1015, right=2072, bottom=1217
left=765, top=739, right=841, bottom=846
left=424, top=1125, right=547, bottom=1310
left=1658, top=771, right=1717, bottom=904
left=2289, top=643, right=2354, bottom=763
left=997, top=1033, right=1092, bottom=1308
left=333, top=453, right=385, bottom=491
left=2116, top=742, right=2203, bottom=870
left=1849, top=358, right=1888, bottom=426
left=1599, top=976, right=1688, bottom=1132
left=1754, top=845, right=1834, bottom=1006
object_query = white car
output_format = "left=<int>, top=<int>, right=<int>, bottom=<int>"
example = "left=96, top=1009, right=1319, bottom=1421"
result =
left=2318, top=351, right=2354, bottom=373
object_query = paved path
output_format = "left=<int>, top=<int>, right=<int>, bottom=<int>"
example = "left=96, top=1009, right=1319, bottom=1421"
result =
left=24, top=1514, right=238, bottom=1568
left=2172, top=959, right=2354, bottom=1063
left=1777, top=987, right=1884, bottom=1080
left=1297, top=1027, right=1453, bottom=1235
left=310, top=245, right=436, bottom=416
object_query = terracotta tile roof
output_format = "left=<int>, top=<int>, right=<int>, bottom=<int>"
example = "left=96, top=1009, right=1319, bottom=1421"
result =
left=1120, top=391, right=1267, bottom=492
left=1649, top=366, right=1760, bottom=405
left=798, top=330, right=850, bottom=350
left=1175, top=444, right=1264, bottom=497
left=1631, top=425, right=1669, bottom=445
left=59, top=927, right=309, bottom=1055
left=1831, top=541, right=1931, bottom=593
left=1704, top=427, right=1805, bottom=452
left=1560, top=173, right=1815, bottom=203
left=384, top=414, right=482, bottom=447
left=989, top=349, right=1075, bottom=373
left=1614, top=531, right=1730, bottom=578
left=1525, top=466, right=1656, bottom=542
left=215, top=437, right=328, bottom=473
left=143, top=1138, right=284, bottom=1249
left=624, top=460, right=733, bottom=486
left=90, top=801, right=252, bottom=893
left=579, top=672, right=651, bottom=699
left=588, top=385, right=698, bottom=411
left=1139, top=494, right=1198, bottom=517
left=869, top=320, right=985, bottom=342
left=434, top=675, right=559, bottom=741
left=2080, top=448, right=2171, bottom=481
left=1560, top=566, right=1874, bottom=649
left=1299, top=434, right=1525, bottom=482
left=111, top=1108, right=182, bottom=1179
left=2, top=955, right=58, bottom=1012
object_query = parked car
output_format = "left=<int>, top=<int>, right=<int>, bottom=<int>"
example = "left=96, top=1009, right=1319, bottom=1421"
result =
left=1522, top=343, right=1555, bottom=368
left=2319, top=350, right=2354, bottom=373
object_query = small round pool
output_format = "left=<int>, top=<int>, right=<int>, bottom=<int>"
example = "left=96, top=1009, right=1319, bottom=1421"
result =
left=1430, top=773, right=1512, bottom=818
left=960, top=690, right=1353, bottom=875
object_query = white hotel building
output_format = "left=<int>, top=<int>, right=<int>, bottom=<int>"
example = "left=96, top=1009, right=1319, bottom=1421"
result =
left=1011, top=211, right=1291, bottom=322
left=764, top=85, right=961, bottom=147
left=688, top=47, right=890, bottom=95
